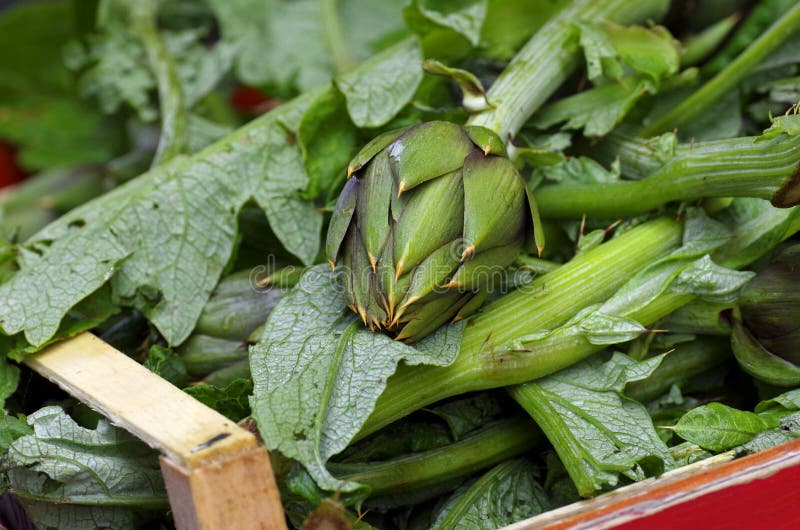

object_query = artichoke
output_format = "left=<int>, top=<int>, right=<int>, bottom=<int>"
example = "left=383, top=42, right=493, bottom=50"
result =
left=732, top=243, right=800, bottom=386
left=326, top=121, right=533, bottom=342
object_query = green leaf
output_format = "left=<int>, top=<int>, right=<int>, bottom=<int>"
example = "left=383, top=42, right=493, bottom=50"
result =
left=0, top=2, right=74, bottom=92
left=0, top=95, right=115, bottom=172
left=675, top=90, right=743, bottom=142
left=539, top=156, right=620, bottom=186
left=249, top=265, right=463, bottom=494
left=183, top=379, right=253, bottom=422
left=509, top=304, right=648, bottom=351
left=0, top=2, right=114, bottom=171
left=2, top=285, right=119, bottom=361
left=759, top=113, right=800, bottom=141
left=210, top=0, right=323, bottom=92
left=669, top=255, right=754, bottom=303
left=600, top=23, right=680, bottom=84
left=515, top=132, right=571, bottom=169
left=0, top=227, right=129, bottom=347
left=598, top=208, right=734, bottom=318
left=414, top=0, right=488, bottom=46
left=757, top=389, right=800, bottom=413
left=674, top=403, right=780, bottom=452
left=209, top=0, right=407, bottom=94
left=297, top=86, right=359, bottom=199
left=0, top=413, right=32, bottom=454
left=431, top=393, right=504, bottom=440
left=186, top=114, right=235, bottom=154
left=0, top=358, right=20, bottom=410
left=510, top=353, right=674, bottom=497
left=479, top=0, right=571, bottom=60
left=712, top=198, right=800, bottom=269
left=142, top=345, right=188, bottom=387
left=532, top=77, right=655, bottom=137
left=576, top=22, right=680, bottom=84
left=430, top=459, right=550, bottom=530
left=74, top=2, right=235, bottom=122
left=577, top=22, right=620, bottom=81
left=576, top=229, right=606, bottom=255
left=336, top=38, right=423, bottom=128
left=737, top=427, right=797, bottom=455
left=0, top=89, right=322, bottom=348
left=72, top=1, right=156, bottom=121
left=1, top=406, right=168, bottom=530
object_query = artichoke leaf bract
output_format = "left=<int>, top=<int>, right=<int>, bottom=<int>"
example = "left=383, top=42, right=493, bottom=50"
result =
left=326, top=121, right=533, bottom=342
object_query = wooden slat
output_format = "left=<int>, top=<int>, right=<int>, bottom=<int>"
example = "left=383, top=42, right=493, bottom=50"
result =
left=24, top=332, right=255, bottom=467
left=161, top=449, right=287, bottom=530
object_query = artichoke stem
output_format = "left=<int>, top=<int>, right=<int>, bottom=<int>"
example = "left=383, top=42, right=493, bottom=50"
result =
left=357, top=217, right=682, bottom=439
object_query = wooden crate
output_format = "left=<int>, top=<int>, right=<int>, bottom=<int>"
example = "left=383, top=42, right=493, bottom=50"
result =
left=24, top=332, right=800, bottom=530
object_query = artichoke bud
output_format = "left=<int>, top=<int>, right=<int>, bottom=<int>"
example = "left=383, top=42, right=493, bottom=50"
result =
left=732, top=243, right=800, bottom=386
left=326, top=121, right=532, bottom=342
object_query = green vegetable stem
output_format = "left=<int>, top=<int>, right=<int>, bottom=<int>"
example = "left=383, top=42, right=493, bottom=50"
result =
left=534, top=131, right=800, bottom=220
left=330, top=418, right=541, bottom=501
left=358, top=217, right=682, bottom=438
left=641, top=2, right=800, bottom=136
left=466, top=0, right=670, bottom=140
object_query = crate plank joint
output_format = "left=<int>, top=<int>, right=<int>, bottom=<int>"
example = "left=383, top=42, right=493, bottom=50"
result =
left=24, top=332, right=286, bottom=530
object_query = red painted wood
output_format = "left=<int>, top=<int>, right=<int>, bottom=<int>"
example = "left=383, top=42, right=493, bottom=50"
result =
left=613, top=461, right=800, bottom=530
left=528, top=438, right=800, bottom=530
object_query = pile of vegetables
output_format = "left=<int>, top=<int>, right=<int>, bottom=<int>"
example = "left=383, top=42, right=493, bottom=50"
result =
left=2, top=0, right=800, bottom=528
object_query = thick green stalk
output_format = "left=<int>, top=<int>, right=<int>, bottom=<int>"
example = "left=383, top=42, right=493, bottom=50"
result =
left=466, top=0, right=669, bottom=139
left=641, top=2, right=800, bottom=136
left=330, top=418, right=540, bottom=497
left=535, top=133, right=800, bottom=220
left=357, top=218, right=682, bottom=439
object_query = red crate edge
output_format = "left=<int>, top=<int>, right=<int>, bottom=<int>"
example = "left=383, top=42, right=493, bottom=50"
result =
left=505, top=437, right=800, bottom=530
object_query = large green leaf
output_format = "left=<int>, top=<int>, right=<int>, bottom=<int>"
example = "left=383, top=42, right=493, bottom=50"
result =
left=209, top=0, right=408, bottom=94
left=510, top=353, right=675, bottom=497
left=2, top=406, right=167, bottom=530
left=0, top=31, right=427, bottom=350
left=0, top=89, right=322, bottom=348
left=250, top=265, right=463, bottom=494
